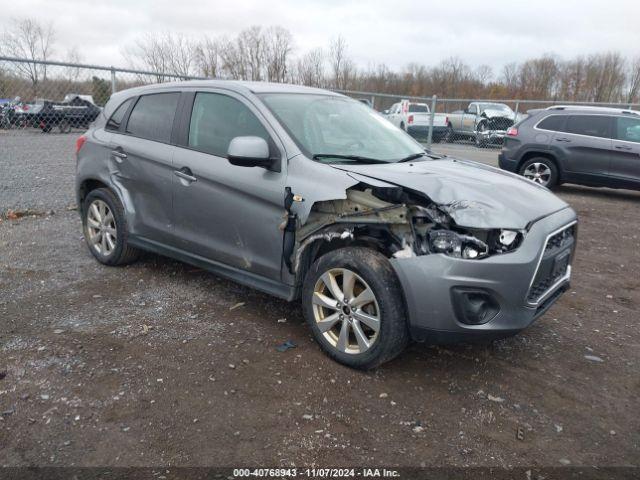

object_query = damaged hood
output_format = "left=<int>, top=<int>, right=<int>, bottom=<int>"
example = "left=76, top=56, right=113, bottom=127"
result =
left=331, top=158, right=569, bottom=229
left=482, top=109, right=515, bottom=119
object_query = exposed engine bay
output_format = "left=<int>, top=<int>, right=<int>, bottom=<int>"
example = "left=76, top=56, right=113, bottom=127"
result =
left=284, top=184, right=524, bottom=275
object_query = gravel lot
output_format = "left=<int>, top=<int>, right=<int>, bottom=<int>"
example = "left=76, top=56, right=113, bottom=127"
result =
left=1, top=130, right=639, bottom=468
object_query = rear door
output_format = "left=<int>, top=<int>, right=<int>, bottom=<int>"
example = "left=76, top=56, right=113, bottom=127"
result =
left=551, top=114, right=613, bottom=180
left=172, top=90, right=286, bottom=281
left=111, top=91, right=180, bottom=244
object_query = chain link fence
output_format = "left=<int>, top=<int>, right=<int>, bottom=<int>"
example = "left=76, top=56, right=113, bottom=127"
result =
left=336, top=89, right=640, bottom=151
left=0, top=56, right=202, bottom=134
left=2, top=56, right=639, bottom=148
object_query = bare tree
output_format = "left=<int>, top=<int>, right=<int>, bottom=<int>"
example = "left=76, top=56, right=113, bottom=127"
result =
left=475, top=65, right=493, bottom=86
left=263, top=26, right=293, bottom=82
left=195, top=36, right=220, bottom=78
left=124, top=32, right=196, bottom=80
left=297, top=48, right=325, bottom=87
left=328, top=36, right=356, bottom=89
left=1, top=18, right=56, bottom=96
left=626, top=56, right=640, bottom=104
left=63, top=46, right=83, bottom=82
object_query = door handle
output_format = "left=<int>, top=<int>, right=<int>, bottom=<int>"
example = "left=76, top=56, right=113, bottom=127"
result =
left=111, top=149, right=127, bottom=162
left=614, top=144, right=632, bottom=151
left=174, top=167, right=197, bottom=183
left=555, top=137, right=571, bottom=142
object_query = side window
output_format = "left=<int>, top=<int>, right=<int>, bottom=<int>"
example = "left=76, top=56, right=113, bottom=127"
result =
left=188, top=92, right=270, bottom=157
left=615, top=116, right=640, bottom=144
left=537, top=115, right=566, bottom=132
left=126, top=92, right=180, bottom=143
left=105, top=98, right=133, bottom=131
left=467, top=104, right=477, bottom=114
left=564, top=115, right=611, bottom=139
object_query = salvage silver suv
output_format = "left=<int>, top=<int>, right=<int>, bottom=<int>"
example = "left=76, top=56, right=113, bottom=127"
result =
left=76, top=81, right=578, bottom=369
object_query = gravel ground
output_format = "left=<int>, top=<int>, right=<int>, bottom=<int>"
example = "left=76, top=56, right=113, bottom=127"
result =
left=0, top=130, right=639, bottom=468
left=0, top=129, right=78, bottom=214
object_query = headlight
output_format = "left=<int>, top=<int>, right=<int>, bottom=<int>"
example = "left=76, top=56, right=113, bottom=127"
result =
left=429, top=230, right=489, bottom=259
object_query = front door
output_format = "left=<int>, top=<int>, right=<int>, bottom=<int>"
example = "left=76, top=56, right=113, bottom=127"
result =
left=610, top=115, right=640, bottom=184
left=172, top=90, right=286, bottom=282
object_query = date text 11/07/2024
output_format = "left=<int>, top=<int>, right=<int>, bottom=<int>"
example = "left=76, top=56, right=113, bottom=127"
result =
left=232, top=468, right=401, bottom=477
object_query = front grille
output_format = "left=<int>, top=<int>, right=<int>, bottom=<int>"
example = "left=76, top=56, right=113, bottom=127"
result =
left=487, top=117, right=514, bottom=131
left=527, top=223, right=576, bottom=304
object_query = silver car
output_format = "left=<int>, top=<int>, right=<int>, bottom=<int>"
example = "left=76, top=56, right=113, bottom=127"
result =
left=75, top=81, right=577, bottom=369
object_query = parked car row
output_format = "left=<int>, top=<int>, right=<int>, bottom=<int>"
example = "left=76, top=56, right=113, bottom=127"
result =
left=0, top=94, right=101, bottom=133
left=382, top=100, right=522, bottom=147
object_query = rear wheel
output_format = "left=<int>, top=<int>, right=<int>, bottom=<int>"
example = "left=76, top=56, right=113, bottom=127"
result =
left=519, top=157, right=558, bottom=188
left=82, top=188, right=140, bottom=266
left=302, top=247, right=409, bottom=369
left=58, top=119, right=71, bottom=134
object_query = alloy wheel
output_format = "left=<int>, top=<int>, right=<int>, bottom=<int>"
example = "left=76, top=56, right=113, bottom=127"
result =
left=86, top=199, right=117, bottom=256
left=312, top=268, right=381, bottom=355
left=523, top=162, right=552, bottom=186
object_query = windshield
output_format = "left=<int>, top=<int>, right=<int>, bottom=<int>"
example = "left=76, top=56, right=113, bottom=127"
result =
left=259, top=93, right=425, bottom=163
left=478, top=103, right=512, bottom=113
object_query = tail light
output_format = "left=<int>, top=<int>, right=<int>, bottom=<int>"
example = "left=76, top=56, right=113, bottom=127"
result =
left=408, top=115, right=414, bottom=124
left=76, top=135, right=87, bottom=154
left=506, top=127, right=518, bottom=137
left=445, top=116, right=449, bottom=125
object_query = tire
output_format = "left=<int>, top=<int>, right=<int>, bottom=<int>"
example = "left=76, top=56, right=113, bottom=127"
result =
left=442, top=124, right=454, bottom=143
left=82, top=188, right=140, bottom=266
left=518, top=157, right=559, bottom=188
left=475, top=122, right=487, bottom=148
left=302, top=247, right=409, bottom=369
left=58, top=119, right=71, bottom=134
left=400, top=122, right=405, bottom=131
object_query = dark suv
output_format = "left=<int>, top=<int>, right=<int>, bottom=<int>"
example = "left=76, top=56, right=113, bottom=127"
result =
left=499, top=106, right=640, bottom=190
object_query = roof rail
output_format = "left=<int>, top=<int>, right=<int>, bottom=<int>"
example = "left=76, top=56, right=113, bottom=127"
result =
left=546, top=105, right=640, bottom=115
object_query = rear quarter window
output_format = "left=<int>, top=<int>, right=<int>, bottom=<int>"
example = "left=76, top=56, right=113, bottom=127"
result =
left=126, top=92, right=180, bottom=143
left=537, top=115, right=566, bottom=132
left=106, top=98, right=133, bottom=131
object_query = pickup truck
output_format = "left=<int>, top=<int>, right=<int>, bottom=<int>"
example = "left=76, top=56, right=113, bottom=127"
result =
left=383, top=100, right=449, bottom=141
left=446, top=102, right=521, bottom=147
left=36, top=95, right=102, bottom=133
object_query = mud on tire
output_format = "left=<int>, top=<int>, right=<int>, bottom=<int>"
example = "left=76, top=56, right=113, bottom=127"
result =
left=302, top=247, right=409, bottom=369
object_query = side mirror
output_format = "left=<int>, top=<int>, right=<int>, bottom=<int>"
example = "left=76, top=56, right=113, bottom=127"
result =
left=227, top=136, right=272, bottom=168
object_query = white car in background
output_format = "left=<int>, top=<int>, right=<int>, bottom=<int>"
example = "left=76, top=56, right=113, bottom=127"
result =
left=383, top=100, right=449, bottom=142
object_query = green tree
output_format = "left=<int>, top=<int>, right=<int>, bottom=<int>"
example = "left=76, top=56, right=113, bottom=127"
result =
left=91, top=76, right=111, bottom=106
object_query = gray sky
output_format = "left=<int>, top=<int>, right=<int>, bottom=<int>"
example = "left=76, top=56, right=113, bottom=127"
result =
left=2, top=0, right=639, bottom=72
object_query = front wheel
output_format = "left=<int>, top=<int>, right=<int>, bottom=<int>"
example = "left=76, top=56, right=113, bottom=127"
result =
left=475, top=122, right=487, bottom=147
left=302, top=247, right=409, bottom=369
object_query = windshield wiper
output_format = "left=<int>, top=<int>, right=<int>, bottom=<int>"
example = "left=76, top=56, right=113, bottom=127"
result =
left=312, top=154, right=389, bottom=164
left=397, top=152, right=447, bottom=163
left=397, top=152, right=428, bottom=163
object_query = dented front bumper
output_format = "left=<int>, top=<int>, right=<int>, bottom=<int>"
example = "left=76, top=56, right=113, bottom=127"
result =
left=390, top=207, right=577, bottom=344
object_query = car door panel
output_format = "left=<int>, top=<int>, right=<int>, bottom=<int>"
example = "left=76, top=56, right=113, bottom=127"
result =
left=610, top=116, right=640, bottom=183
left=172, top=90, right=287, bottom=282
left=109, top=91, right=180, bottom=245
left=550, top=115, right=613, bottom=180
left=110, top=135, right=176, bottom=242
